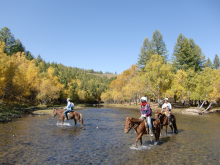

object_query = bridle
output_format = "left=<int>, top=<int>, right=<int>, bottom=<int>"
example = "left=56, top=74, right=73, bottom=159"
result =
left=124, top=120, right=141, bottom=133
left=53, top=109, right=57, bottom=117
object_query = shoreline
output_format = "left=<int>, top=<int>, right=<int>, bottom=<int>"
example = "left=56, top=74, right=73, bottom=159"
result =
left=1, top=103, right=219, bottom=123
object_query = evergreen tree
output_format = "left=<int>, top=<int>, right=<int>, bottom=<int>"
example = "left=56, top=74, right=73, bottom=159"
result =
left=172, top=33, right=206, bottom=72
left=137, top=37, right=153, bottom=69
left=204, top=58, right=213, bottom=68
left=37, top=54, right=43, bottom=63
left=151, top=30, right=168, bottom=61
left=25, top=51, right=34, bottom=61
left=213, top=54, right=220, bottom=69
left=0, top=27, right=25, bottom=55
left=189, top=38, right=206, bottom=71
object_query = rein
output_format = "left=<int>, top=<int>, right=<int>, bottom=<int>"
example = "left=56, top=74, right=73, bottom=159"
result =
left=124, top=119, right=144, bottom=132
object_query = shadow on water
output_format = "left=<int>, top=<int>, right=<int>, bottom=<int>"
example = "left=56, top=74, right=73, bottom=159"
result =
left=0, top=108, right=220, bottom=164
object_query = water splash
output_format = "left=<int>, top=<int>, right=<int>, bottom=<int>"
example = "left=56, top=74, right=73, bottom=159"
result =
left=129, top=144, right=152, bottom=150
left=56, top=122, right=71, bottom=126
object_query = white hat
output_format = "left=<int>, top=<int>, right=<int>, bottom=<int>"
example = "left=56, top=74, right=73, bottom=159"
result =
left=164, top=98, right=168, bottom=101
left=141, top=97, right=147, bottom=101
left=67, top=98, right=70, bottom=101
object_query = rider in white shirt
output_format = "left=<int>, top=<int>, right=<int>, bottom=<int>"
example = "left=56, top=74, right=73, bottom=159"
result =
left=162, top=98, right=172, bottom=110
left=162, top=98, right=172, bottom=125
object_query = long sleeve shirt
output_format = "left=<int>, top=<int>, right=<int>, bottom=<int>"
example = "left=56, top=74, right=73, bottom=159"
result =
left=64, top=102, right=71, bottom=110
left=162, top=102, right=172, bottom=110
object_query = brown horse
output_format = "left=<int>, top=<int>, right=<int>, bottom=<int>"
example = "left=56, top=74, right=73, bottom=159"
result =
left=52, top=109, right=84, bottom=127
left=155, top=111, right=178, bottom=135
left=124, top=117, right=160, bottom=148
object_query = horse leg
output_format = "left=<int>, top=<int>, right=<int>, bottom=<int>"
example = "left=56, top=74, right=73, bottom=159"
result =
left=140, top=136, right=143, bottom=146
left=154, top=121, right=160, bottom=145
left=165, top=125, right=168, bottom=135
left=57, top=117, right=62, bottom=124
left=62, top=118, right=64, bottom=126
left=170, top=125, right=174, bottom=133
left=135, top=133, right=143, bottom=148
left=74, top=119, right=77, bottom=125
left=160, top=125, right=163, bottom=136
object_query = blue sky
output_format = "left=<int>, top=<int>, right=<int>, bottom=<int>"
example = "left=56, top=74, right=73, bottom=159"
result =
left=1, top=0, right=219, bottom=74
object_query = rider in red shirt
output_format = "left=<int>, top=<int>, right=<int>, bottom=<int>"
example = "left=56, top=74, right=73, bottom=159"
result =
left=140, top=97, right=153, bottom=136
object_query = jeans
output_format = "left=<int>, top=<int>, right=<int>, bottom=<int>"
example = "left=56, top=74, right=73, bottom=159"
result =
left=140, top=115, right=152, bottom=129
left=146, top=116, right=152, bottom=129
left=64, top=109, right=71, bottom=118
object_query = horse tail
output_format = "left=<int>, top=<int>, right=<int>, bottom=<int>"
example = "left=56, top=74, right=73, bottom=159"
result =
left=173, top=117, right=178, bottom=133
left=80, top=113, right=84, bottom=125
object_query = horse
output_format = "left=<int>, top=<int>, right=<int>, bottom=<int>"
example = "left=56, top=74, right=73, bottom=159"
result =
left=155, top=111, right=178, bottom=135
left=124, top=117, right=160, bottom=148
left=52, top=109, right=84, bottom=127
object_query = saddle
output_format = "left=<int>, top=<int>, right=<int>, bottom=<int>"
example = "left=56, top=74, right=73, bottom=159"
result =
left=66, top=111, right=74, bottom=120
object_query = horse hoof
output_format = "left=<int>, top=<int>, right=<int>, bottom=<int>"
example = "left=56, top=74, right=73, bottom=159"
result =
left=82, top=127, right=85, bottom=130
left=154, top=141, right=159, bottom=145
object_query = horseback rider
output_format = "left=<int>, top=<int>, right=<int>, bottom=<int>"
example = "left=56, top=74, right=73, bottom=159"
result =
left=63, top=98, right=72, bottom=120
left=161, top=98, right=172, bottom=125
left=139, top=97, right=153, bottom=136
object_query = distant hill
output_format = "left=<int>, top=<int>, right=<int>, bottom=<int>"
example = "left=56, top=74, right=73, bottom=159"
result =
left=87, top=73, right=119, bottom=79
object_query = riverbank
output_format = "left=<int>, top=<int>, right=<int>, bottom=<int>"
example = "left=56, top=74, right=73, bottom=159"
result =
left=103, top=103, right=183, bottom=113
left=32, top=105, right=85, bottom=115
left=0, top=103, right=85, bottom=122
left=102, top=103, right=220, bottom=115
left=1, top=102, right=219, bottom=122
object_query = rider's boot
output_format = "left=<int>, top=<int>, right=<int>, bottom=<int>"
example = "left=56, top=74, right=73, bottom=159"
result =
left=65, top=114, right=68, bottom=120
left=149, top=128, right=154, bottom=137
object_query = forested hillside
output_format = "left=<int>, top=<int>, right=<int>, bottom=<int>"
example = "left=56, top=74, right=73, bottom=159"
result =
left=101, top=30, right=220, bottom=110
left=0, top=27, right=116, bottom=104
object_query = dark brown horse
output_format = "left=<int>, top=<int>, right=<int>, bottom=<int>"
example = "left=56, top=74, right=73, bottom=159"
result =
left=124, top=117, right=160, bottom=148
left=155, top=111, right=178, bottom=135
left=52, top=109, right=84, bottom=127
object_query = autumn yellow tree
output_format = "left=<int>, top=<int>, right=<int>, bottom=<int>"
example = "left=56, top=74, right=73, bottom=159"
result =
left=108, top=65, right=139, bottom=103
left=144, top=54, right=173, bottom=103
left=0, top=42, right=14, bottom=102
left=37, top=67, right=64, bottom=104
left=166, top=70, right=187, bottom=103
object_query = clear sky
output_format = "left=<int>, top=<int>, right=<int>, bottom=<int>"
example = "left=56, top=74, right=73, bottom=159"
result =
left=1, top=0, right=219, bottom=74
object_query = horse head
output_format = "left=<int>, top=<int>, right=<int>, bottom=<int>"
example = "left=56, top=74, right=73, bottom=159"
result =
left=52, top=109, right=57, bottom=117
left=155, top=111, right=163, bottom=120
left=124, top=117, right=134, bottom=134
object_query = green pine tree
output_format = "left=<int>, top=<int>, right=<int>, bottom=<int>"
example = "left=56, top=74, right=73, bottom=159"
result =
left=172, top=33, right=206, bottom=72
left=204, top=58, right=213, bottom=68
left=137, top=37, right=153, bottom=69
left=0, top=27, right=25, bottom=55
left=151, top=29, right=168, bottom=61
left=213, top=54, right=220, bottom=69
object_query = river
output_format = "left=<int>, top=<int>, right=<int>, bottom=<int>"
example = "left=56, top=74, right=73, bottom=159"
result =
left=0, top=107, right=219, bottom=164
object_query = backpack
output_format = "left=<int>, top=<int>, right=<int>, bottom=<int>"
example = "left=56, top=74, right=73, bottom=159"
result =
left=70, top=102, right=74, bottom=110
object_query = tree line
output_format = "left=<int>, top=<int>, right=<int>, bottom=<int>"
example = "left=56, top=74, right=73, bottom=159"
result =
left=0, top=27, right=116, bottom=105
left=101, top=30, right=220, bottom=110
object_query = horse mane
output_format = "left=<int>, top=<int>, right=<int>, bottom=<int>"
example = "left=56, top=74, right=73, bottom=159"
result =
left=129, top=117, right=144, bottom=123
left=54, top=108, right=64, bottom=111
left=54, top=108, right=64, bottom=114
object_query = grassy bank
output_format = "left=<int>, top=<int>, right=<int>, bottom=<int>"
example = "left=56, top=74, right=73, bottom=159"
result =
left=0, top=103, right=85, bottom=122
left=32, top=104, right=85, bottom=115
left=103, top=103, right=195, bottom=114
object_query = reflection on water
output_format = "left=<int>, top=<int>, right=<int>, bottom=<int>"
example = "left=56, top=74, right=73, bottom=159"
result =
left=0, top=108, right=220, bottom=164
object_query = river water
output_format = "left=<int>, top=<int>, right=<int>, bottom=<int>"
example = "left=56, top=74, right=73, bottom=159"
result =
left=0, top=107, right=219, bottom=165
